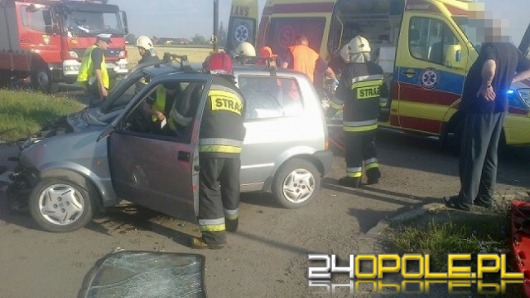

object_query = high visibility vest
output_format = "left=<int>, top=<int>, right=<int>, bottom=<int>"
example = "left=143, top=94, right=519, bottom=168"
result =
left=151, top=86, right=178, bottom=131
left=77, top=45, right=110, bottom=89
left=288, top=44, right=320, bottom=83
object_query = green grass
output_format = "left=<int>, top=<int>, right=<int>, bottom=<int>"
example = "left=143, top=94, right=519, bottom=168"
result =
left=0, top=89, right=83, bottom=143
left=388, top=213, right=510, bottom=272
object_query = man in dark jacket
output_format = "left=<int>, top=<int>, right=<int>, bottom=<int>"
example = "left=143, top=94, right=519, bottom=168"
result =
left=444, top=26, right=530, bottom=211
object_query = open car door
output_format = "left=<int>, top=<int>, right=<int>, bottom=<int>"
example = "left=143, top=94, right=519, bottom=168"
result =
left=107, top=75, right=209, bottom=223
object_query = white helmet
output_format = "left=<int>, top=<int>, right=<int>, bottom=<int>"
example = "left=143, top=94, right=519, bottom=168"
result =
left=136, top=35, right=154, bottom=50
left=340, top=35, right=371, bottom=62
left=234, top=42, right=256, bottom=57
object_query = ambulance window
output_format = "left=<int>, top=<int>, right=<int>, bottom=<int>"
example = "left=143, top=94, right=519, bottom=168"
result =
left=409, top=17, right=458, bottom=65
left=267, top=18, right=326, bottom=55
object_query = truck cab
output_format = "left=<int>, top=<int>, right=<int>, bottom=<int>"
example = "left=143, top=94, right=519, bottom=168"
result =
left=0, top=0, right=129, bottom=92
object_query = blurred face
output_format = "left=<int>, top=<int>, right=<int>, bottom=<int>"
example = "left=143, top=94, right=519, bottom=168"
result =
left=98, top=40, right=110, bottom=50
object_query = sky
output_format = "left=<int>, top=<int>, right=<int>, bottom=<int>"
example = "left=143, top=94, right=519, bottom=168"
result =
left=114, top=0, right=528, bottom=45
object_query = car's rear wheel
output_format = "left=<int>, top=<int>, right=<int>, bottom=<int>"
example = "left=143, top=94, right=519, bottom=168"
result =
left=272, top=158, right=320, bottom=209
left=29, top=178, right=95, bottom=232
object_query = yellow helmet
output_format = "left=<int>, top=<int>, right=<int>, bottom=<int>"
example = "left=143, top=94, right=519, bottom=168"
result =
left=136, top=35, right=154, bottom=50
left=340, top=35, right=371, bottom=62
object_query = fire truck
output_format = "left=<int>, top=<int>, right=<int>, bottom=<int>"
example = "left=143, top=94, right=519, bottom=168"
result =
left=0, top=0, right=129, bottom=92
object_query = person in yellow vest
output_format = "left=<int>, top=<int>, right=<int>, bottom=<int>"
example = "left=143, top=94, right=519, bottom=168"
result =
left=142, top=82, right=185, bottom=134
left=77, top=33, right=111, bottom=106
left=281, top=34, right=337, bottom=86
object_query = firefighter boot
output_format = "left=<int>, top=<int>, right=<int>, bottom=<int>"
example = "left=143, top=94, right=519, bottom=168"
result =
left=366, top=168, right=381, bottom=185
left=338, top=176, right=361, bottom=188
left=226, top=218, right=239, bottom=232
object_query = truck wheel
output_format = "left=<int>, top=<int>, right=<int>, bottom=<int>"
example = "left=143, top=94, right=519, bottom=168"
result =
left=272, top=158, right=320, bottom=209
left=29, top=178, right=95, bottom=232
left=31, top=66, right=57, bottom=93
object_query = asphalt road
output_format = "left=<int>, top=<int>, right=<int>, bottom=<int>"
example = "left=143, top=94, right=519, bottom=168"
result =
left=0, top=132, right=529, bottom=298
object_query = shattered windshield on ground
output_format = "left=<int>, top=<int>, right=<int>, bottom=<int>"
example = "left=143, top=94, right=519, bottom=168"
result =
left=79, top=251, right=206, bottom=298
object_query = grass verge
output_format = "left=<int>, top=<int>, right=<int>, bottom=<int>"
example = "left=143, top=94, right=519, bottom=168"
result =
left=386, top=203, right=525, bottom=297
left=0, top=89, right=83, bottom=143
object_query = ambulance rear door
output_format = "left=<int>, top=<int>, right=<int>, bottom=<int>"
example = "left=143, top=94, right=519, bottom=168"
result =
left=393, top=7, right=469, bottom=135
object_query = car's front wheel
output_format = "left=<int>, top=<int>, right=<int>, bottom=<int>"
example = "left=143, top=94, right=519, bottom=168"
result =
left=29, top=178, right=95, bottom=232
left=272, top=158, right=320, bottom=209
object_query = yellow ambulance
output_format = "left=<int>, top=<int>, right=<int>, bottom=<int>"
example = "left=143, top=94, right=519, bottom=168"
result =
left=249, top=0, right=530, bottom=147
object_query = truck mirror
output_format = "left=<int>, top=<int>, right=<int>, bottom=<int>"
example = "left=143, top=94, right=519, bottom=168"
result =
left=444, top=44, right=464, bottom=69
left=121, top=11, right=129, bottom=35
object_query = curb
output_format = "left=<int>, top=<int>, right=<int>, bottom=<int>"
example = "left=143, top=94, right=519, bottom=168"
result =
left=366, top=202, right=443, bottom=236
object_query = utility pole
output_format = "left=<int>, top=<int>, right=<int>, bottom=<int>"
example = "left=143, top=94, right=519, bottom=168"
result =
left=212, top=0, right=219, bottom=52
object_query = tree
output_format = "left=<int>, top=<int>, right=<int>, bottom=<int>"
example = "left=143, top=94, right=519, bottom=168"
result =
left=191, top=34, right=208, bottom=45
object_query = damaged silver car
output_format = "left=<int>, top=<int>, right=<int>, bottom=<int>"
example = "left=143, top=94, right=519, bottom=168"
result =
left=5, top=60, right=332, bottom=232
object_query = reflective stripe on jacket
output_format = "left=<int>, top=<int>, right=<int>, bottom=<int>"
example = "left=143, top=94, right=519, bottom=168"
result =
left=334, top=62, right=384, bottom=133
left=77, top=45, right=110, bottom=89
left=199, top=77, right=246, bottom=157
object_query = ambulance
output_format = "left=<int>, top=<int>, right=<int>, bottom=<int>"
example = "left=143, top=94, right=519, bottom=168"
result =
left=247, top=0, right=530, bottom=147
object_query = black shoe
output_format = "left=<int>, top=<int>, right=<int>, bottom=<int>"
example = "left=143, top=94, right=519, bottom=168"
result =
left=473, top=200, right=492, bottom=209
left=339, top=176, right=360, bottom=188
left=366, top=168, right=381, bottom=185
left=443, top=196, right=470, bottom=211
left=191, top=237, right=225, bottom=249
left=226, top=218, right=238, bottom=232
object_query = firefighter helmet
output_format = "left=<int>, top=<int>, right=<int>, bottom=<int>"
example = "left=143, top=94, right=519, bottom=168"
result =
left=136, top=36, right=154, bottom=50
left=235, top=42, right=256, bottom=57
left=340, top=35, right=371, bottom=62
left=203, top=52, right=233, bottom=75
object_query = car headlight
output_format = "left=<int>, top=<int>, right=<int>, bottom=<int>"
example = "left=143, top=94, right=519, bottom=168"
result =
left=516, top=88, right=530, bottom=107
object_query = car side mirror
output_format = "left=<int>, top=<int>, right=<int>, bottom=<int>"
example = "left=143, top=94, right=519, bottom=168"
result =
left=444, top=44, right=464, bottom=69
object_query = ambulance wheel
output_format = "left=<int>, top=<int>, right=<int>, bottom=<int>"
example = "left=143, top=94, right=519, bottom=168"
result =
left=29, top=178, right=95, bottom=232
left=272, top=158, right=320, bottom=209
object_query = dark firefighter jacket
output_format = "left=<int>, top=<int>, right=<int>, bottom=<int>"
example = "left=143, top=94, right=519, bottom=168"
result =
left=330, top=61, right=386, bottom=132
left=199, top=76, right=246, bottom=158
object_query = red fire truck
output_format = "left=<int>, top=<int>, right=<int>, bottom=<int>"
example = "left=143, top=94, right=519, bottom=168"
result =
left=0, top=0, right=129, bottom=92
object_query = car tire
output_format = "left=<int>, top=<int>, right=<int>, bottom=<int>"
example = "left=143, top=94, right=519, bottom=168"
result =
left=29, top=178, right=95, bottom=232
left=31, top=64, right=58, bottom=93
left=272, top=158, right=320, bottom=209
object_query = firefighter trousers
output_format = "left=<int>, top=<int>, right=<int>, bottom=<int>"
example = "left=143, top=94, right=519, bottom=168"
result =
left=198, top=156, right=241, bottom=245
left=343, top=130, right=379, bottom=179
left=458, top=111, right=505, bottom=207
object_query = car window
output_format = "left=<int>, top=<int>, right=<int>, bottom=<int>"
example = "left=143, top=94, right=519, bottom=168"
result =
left=238, top=76, right=303, bottom=120
left=120, top=80, right=205, bottom=143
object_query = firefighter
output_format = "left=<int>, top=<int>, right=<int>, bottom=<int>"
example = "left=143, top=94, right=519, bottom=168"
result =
left=327, top=36, right=387, bottom=188
left=136, top=35, right=159, bottom=65
left=232, top=41, right=256, bottom=64
left=77, top=33, right=112, bottom=106
left=192, top=52, right=246, bottom=249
